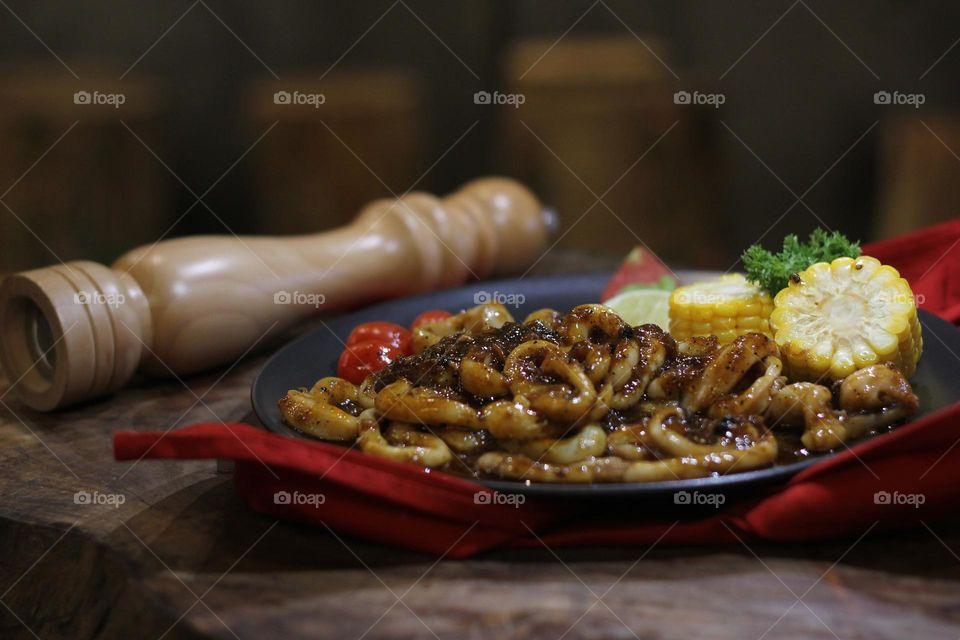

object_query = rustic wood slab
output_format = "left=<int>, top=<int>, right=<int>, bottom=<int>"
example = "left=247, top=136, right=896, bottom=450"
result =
left=1, top=257, right=959, bottom=639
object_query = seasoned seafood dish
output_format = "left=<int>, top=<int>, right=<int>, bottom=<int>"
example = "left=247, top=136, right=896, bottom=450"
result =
left=279, top=301, right=919, bottom=483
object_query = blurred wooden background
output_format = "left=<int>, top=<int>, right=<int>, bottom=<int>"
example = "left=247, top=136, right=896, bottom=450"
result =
left=0, top=62, right=169, bottom=273
left=243, top=70, right=423, bottom=234
left=0, top=1, right=959, bottom=275
left=876, top=113, right=960, bottom=238
left=499, top=37, right=725, bottom=263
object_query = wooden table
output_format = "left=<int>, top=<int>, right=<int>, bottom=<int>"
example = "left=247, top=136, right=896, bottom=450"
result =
left=2, top=254, right=960, bottom=640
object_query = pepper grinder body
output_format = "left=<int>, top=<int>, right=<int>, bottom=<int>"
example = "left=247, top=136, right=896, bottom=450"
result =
left=0, top=177, right=550, bottom=411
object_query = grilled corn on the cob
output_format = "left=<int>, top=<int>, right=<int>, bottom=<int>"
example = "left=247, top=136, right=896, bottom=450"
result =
left=668, top=274, right=774, bottom=344
left=769, top=255, right=922, bottom=380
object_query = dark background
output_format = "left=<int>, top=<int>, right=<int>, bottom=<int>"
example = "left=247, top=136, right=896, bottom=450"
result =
left=0, top=0, right=958, bottom=271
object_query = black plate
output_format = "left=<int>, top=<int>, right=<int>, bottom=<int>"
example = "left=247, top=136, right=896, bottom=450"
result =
left=251, top=273, right=960, bottom=499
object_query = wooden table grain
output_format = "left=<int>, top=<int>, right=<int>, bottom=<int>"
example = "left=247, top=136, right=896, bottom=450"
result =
left=1, top=255, right=959, bottom=640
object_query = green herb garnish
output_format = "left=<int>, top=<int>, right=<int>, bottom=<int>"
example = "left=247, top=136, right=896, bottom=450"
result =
left=742, top=229, right=861, bottom=297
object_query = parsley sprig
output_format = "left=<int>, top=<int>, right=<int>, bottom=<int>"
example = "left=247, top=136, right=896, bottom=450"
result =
left=742, top=229, right=861, bottom=297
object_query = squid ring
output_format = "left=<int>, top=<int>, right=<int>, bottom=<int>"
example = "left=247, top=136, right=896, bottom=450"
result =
left=562, top=304, right=626, bottom=344
left=502, top=424, right=607, bottom=465
left=460, top=347, right=510, bottom=397
left=411, top=303, right=514, bottom=353
left=605, top=338, right=640, bottom=390
left=375, top=379, right=481, bottom=429
left=766, top=382, right=844, bottom=451
left=357, top=410, right=452, bottom=468
left=682, top=333, right=778, bottom=413
left=562, top=305, right=627, bottom=384
left=475, top=451, right=713, bottom=483
left=606, top=424, right=656, bottom=460
left=477, top=450, right=714, bottom=483
left=708, top=356, right=784, bottom=418
left=837, top=363, right=919, bottom=442
left=602, top=338, right=643, bottom=410
left=357, top=377, right=378, bottom=409
left=480, top=396, right=551, bottom=440
left=643, top=407, right=778, bottom=474
left=570, top=341, right=611, bottom=385
left=475, top=452, right=629, bottom=483
left=523, top=308, right=563, bottom=331
left=606, top=330, right=671, bottom=410
left=438, top=426, right=488, bottom=455
left=277, top=376, right=360, bottom=441
left=503, top=340, right=597, bottom=423
left=621, top=457, right=715, bottom=482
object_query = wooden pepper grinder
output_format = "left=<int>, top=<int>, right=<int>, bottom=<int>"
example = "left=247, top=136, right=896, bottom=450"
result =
left=0, top=177, right=553, bottom=411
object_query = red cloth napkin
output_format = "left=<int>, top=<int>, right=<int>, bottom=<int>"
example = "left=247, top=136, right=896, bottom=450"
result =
left=114, top=220, right=960, bottom=557
left=864, top=218, right=960, bottom=323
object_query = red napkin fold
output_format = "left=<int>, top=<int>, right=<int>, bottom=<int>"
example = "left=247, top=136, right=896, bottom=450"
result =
left=114, top=219, right=960, bottom=557
left=866, top=217, right=960, bottom=322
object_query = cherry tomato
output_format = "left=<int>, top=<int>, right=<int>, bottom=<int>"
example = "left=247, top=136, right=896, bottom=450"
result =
left=346, top=322, right=411, bottom=353
left=337, top=340, right=403, bottom=384
left=411, top=309, right=452, bottom=330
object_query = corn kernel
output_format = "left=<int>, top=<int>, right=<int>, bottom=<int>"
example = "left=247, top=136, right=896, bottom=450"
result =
left=669, top=274, right=773, bottom=344
left=771, top=255, right=922, bottom=380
